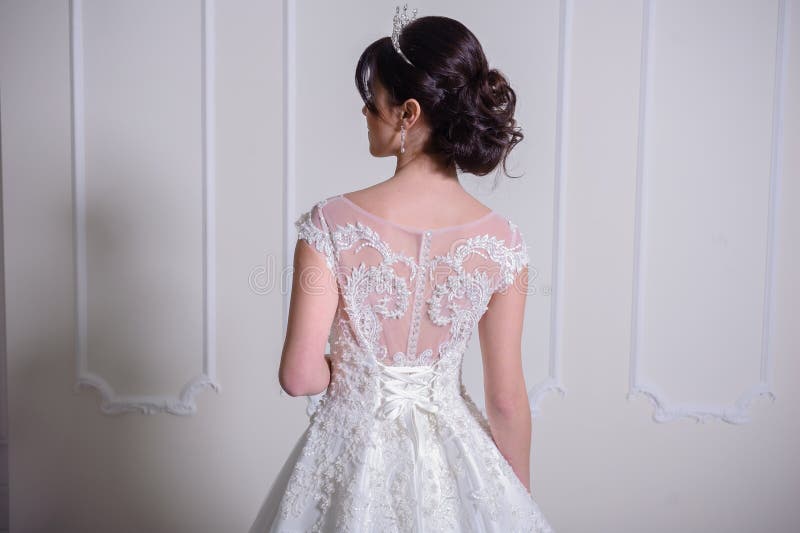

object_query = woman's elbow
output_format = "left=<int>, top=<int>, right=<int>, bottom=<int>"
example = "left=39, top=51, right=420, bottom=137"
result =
left=278, top=357, right=309, bottom=397
left=278, top=355, right=329, bottom=396
left=486, top=389, right=531, bottom=417
left=278, top=370, right=304, bottom=397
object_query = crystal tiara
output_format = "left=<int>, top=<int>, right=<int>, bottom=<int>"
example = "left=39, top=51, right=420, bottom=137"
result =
left=392, top=4, right=418, bottom=67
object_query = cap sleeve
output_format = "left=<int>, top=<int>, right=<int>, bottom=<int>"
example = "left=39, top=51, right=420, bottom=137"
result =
left=294, top=201, right=337, bottom=276
left=496, top=220, right=530, bottom=293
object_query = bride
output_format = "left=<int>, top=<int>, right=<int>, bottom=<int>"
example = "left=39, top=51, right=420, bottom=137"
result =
left=250, top=6, right=555, bottom=532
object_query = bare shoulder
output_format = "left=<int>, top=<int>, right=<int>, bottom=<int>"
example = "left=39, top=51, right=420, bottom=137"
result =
left=341, top=183, right=389, bottom=203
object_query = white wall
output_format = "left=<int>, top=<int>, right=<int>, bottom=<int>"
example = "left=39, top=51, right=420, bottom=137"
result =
left=0, top=1, right=798, bottom=532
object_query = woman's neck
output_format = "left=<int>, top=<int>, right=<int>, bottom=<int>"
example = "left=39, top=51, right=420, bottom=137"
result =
left=393, top=154, right=458, bottom=187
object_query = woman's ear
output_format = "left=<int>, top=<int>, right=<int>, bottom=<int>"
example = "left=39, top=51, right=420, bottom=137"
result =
left=402, top=99, right=422, bottom=127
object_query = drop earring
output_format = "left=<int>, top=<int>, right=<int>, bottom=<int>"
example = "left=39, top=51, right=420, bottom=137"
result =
left=400, top=123, right=406, bottom=154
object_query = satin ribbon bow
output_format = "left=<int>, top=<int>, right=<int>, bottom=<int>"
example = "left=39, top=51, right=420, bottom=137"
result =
left=377, top=364, right=440, bottom=418
left=375, top=363, right=442, bottom=456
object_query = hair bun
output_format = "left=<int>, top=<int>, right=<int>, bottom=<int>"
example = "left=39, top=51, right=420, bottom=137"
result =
left=355, top=15, right=525, bottom=178
left=436, top=66, right=522, bottom=176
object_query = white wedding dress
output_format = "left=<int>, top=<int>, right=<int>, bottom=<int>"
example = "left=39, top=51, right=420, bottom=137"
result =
left=249, top=194, right=555, bottom=533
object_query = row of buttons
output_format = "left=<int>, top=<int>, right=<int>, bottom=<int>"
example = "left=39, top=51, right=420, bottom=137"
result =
left=405, top=231, right=432, bottom=360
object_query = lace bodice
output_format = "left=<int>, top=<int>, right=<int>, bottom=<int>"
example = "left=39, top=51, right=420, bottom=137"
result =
left=295, top=194, right=530, bottom=368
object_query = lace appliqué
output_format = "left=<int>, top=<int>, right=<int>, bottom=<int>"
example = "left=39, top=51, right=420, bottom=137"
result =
left=498, top=221, right=530, bottom=292
left=391, top=347, right=434, bottom=366
left=425, top=229, right=529, bottom=360
left=333, top=221, right=418, bottom=363
left=295, top=204, right=529, bottom=367
left=294, top=201, right=337, bottom=276
left=332, top=219, right=529, bottom=368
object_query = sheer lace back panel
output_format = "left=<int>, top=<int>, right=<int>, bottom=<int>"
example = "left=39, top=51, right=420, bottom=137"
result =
left=295, top=194, right=529, bottom=368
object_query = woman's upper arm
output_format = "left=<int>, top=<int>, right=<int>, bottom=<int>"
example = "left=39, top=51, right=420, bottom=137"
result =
left=279, top=204, right=339, bottom=394
left=478, top=223, right=531, bottom=410
left=478, top=264, right=530, bottom=411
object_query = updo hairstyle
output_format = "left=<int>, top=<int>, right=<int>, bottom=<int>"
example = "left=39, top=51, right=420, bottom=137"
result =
left=355, top=15, right=524, bottom=178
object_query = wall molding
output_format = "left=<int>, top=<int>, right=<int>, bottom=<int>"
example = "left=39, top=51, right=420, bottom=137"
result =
left=71, top=0, right=220, bottom=415
left=626, top=0, right=787, bottom=424
left=532, top=0, right=574, bottom=416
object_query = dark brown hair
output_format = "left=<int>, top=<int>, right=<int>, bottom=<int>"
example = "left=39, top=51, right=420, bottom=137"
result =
left=355, top=15, right=524, bottom=178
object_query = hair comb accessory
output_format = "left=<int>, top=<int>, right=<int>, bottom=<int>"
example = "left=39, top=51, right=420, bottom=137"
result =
left=392, top=4, right=418, bottom=67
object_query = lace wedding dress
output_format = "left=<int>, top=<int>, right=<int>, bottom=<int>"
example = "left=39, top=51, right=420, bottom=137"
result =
left=249, top=194, right=555, bottom=533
